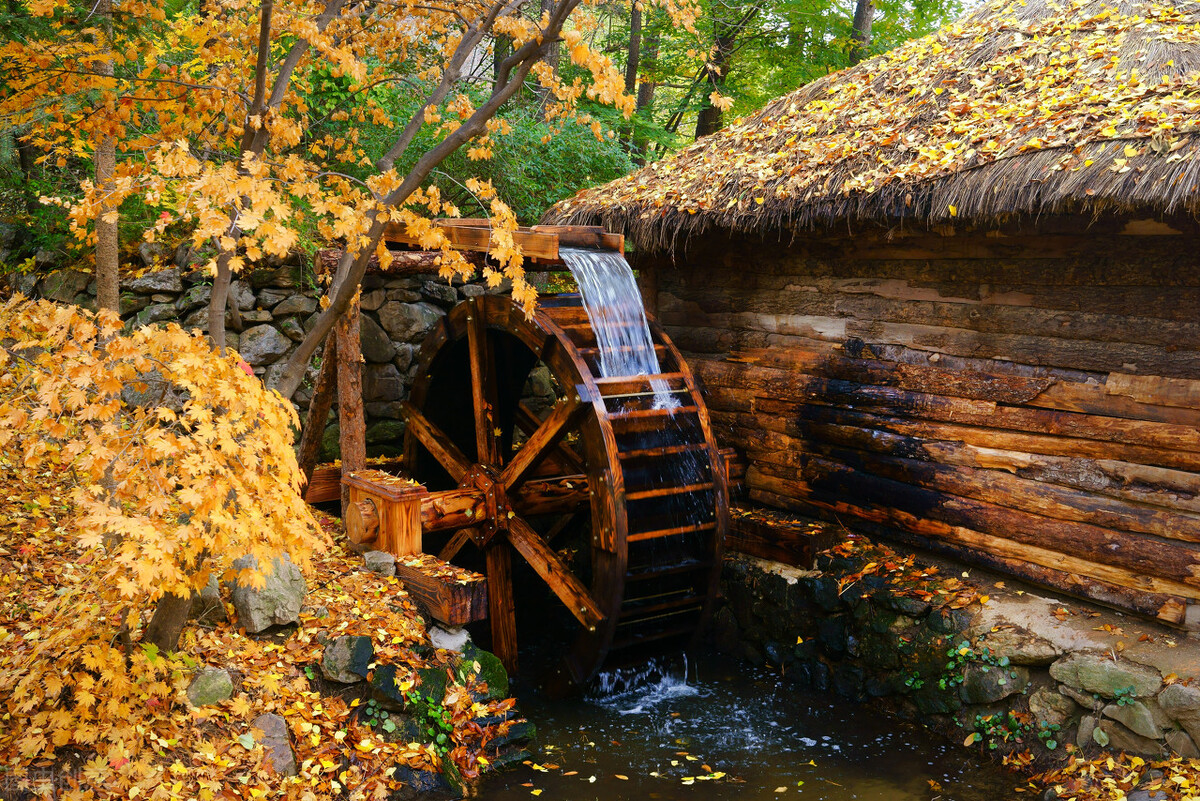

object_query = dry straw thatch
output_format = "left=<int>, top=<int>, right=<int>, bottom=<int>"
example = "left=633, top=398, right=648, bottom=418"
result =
left=544, top=0, right=1200, bottom=251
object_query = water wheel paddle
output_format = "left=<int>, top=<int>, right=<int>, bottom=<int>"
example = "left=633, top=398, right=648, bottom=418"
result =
left=401, top=293, right=727, bottom=690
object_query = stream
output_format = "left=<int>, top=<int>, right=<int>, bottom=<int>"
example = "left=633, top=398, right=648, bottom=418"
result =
left=482, top=654, right=1021, bottom=800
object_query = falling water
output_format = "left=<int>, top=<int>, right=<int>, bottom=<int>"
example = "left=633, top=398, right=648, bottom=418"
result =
left=558, top=248, right=679, bottom=409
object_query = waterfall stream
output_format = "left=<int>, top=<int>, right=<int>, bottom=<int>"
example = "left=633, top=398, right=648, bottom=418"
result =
left=559, top=247, right=679, bottom=410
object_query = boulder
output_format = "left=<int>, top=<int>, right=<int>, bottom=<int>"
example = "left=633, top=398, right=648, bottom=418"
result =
left=363, top=550, right=396, bottom=577
left=134, top=303, right=179, bottom=327
left=239, top=325, right=292, bottom=365
left=1103, top=700, right=1163, bottom=740
left=126, top=267, right=183, bottom=294
left=257, top=288, right=291, bottom=308
left=138, top=241, right=164, bottom=267
left=42, top=270, right=93, bottom=303
left=1049, top=652, right=1162, bottom=699
left=391, top=764, right=449, bottom=797
left=364, top=363, right=403, bottom=402
left=1029, top=687, right=1079, bottom=728
left=321, top=635, right=374, bottom=683
left=365, top=403, right=407, bottom=421
left=252, top=713, right=298, bottom=776
left=975, top=625, right=1060, bottom=666
left=386, top=288, right=422, bottom=303
left=189, top=573, right=228, bottom=625
left=229, top=280, right=255, bottom=310
left=119, top=293, right=152, bottom=316
left=959, top=663, right=1029, bottom=705
left=360, top=314, right=397, bottom=363
left=1097, top=718, right=1167, bottom=756
left=1159, top=683, right=1200, bottom=743
left=378, top=301, right=444, bottom=342
left=228, top=555, right=306, bottom=633
left=1166, top=729, right=1200, bottom=759
left=172, top=243, right=193, bottom=268
left=187, top=667, right=233, bottom=706
left=460, top=283, right=485, bottom=299
left=8, top=271, right=38, bottom=297
left=360, top=289, right=387, bottom=311
left=248, top=265, right=299, bottom=289
left=272, top=295, right=317, bottom=317
left=241, top=309, right=273, bottom=323
left=392, top=343, right=415, bottom=372
left=421, top=280, right=458, bottom=306
left=278, top=317, right=305, bottom=342
left=428, top=626, right=471, bottom=653
left=175, top=284, right=211, bottom=312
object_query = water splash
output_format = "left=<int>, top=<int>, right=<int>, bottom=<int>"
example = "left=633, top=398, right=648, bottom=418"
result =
left=559, top=247, right=679, bottom=409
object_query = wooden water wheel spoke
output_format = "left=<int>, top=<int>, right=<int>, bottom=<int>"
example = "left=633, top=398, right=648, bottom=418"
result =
left=516, top=402, right=586, bottom=474
left=505, top=515, right=604, bottom=630
left=500, top=393, right=585, bottom=492
left=486, top=541, right=519, bottom=674
left=467, top=301, right=500, bottom=465
left=438, top=526, right=476, bottom=562
left=401, top=401, right=471, bottom=482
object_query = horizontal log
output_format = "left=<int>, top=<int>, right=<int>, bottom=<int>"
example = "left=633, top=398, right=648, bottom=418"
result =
left=709, top=346, right=1200, bottom=424
left=394, top=555, right=488, bottom=627
left=385, top=220, right=561, bottom=260
left=790, top=438, right=1200, bottom=543
left=766, top=419, right=1200, bottom=515
left=748, top=488, right=1190, bottom=625
left=745, top=477, right=1200, bottom=602
left=747, top=460, right=1200, bottom=590
left=316, top=247, right=485, bottom=276
left=695, top=363, right=1200, bottom=454
left=728, top=509, right=840, bottom=569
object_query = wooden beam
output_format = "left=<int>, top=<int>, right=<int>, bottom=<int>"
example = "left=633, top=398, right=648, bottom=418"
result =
left=336, top=295, right=366, bottom=514
left=401, top=401, right=471, bottom=483
left=506, top=516, right=604, bottom=630
left=513, top=475, right=590, bottom=516
left=486, top=543, right=519, bottom=674
left=515, top=402, right=585, bottom=473
left=467, top=300, right=499, bottom=465
left=385, top=220, right=561, bottom=261
left=395, top=555, right=488, bottom=627
left=501, top=395, right=584, bottom=492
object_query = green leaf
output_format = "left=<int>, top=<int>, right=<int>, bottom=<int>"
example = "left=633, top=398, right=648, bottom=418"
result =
left=237, top=733, right=256, bottom=750
left=1092, top=727, right=1110, bottom=747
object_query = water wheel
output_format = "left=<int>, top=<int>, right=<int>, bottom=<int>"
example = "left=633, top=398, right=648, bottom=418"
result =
left=400, top=293, right=727, bottom=690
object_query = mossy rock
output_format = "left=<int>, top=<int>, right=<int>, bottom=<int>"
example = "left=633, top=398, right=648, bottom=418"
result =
left=462, top=645, right=509, bottom=700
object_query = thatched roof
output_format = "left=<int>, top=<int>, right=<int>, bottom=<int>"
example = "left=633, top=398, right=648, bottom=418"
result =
left=544, top=0, right=1200, bottom=251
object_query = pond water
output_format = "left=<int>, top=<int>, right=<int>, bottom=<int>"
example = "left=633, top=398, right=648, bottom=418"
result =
left=482, top=654, right=1021, bottom=801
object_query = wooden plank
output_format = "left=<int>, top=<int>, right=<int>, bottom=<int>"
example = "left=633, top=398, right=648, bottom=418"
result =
left=421, top=487, right=485, bottom=532
left=395, top=555, right=488, bottom=627
left=531, top=224, right=624, bottom=254
left=336, top=296, right=366, bottom=513
left=384, top=220, right=560, bottom=261
left=467, top=301, right=499, bottom=465
left=506, top=516, right=604, bottom=630
left=304, top=460, right=405, bottom=504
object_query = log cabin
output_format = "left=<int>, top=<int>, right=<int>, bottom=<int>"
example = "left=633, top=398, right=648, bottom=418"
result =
left=545, top=0, right=1200, bottom=630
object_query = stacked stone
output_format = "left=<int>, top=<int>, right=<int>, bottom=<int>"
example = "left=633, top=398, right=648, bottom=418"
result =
left=716, top=553, right=1200, bottom=763
left=6, top=249, right=523, bottom=460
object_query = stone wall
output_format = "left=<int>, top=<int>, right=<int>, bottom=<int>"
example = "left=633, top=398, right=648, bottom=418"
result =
left=4, top=254, right=555, bottom=461
left=715, top=542, right=1200, bottom=768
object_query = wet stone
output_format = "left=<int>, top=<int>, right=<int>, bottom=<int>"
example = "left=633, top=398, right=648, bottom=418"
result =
left=1049, top=652, right=1162, bottom=699
left=321, top=635, right=374, bottom=683
left=959, top=663, right=1029, bottom=705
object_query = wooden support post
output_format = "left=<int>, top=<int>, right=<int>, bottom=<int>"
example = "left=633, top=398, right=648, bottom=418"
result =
left=486, top=542, right=519, bottom=675
left=296, top=332, right=338, bottom=491
left=336, top=293, right=365, bottom=514
left=342, top=470, right=429, bottom=557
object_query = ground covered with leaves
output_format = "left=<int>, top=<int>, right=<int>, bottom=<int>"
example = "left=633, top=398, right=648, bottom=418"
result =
left=0, top=452, right=521, bottom=800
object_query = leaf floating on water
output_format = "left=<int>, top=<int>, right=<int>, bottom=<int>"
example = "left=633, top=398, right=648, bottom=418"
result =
left=530, top=790, right=542, bottom=797
left=774, top=787, right=788, bottom=793
left=615, top=774, right=629, bottom=781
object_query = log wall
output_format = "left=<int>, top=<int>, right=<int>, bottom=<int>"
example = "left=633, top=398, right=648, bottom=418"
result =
left=642, top=222, right=1200, bottom=629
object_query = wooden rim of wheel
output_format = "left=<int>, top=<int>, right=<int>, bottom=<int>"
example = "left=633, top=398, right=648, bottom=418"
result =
left=403, top=293, right=727, bottom=691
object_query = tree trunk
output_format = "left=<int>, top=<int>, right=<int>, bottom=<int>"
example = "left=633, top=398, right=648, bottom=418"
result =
left=143, top=590, right=197, bottom=652
left=207, top=250, right=233, bottom=353
left=296, top=333, right=338, bottom=488
left=534, top=0, right=561, bottom=109
left=336, top=295, right=366, bottom=514
left=849, top=0, right=875, bottom=65
left=693, top=6, right=759, bottom=139
left=93, top=0, right=119, bottom=313
left=632, top=32, right=659, bottom=163
left=625, top=0, right=642, bottom=95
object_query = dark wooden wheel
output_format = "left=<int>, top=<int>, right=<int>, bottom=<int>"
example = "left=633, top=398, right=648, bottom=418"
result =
left=403, top=293, right=727, bottom=690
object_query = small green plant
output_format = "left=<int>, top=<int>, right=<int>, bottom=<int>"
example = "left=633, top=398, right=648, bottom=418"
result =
left=405, top=689, right=454, bottom=755
left=903, top=671, right=925, bottom=691
left=1113, top=685, right=1137, bottom=707
left=966, top=711, right=1033, bottom=750
left=360, top=698, right=396, bottom=733
left=938, top=636, right=1019, bottom=691
left=1037, top=721, right=1062, bottom=751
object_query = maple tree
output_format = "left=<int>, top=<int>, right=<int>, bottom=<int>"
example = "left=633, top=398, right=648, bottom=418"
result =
left=1, top=0, right=704, bottom=403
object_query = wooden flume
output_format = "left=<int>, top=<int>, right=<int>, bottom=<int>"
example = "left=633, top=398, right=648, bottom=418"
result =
left=321, top=223, right=726, bottom=691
